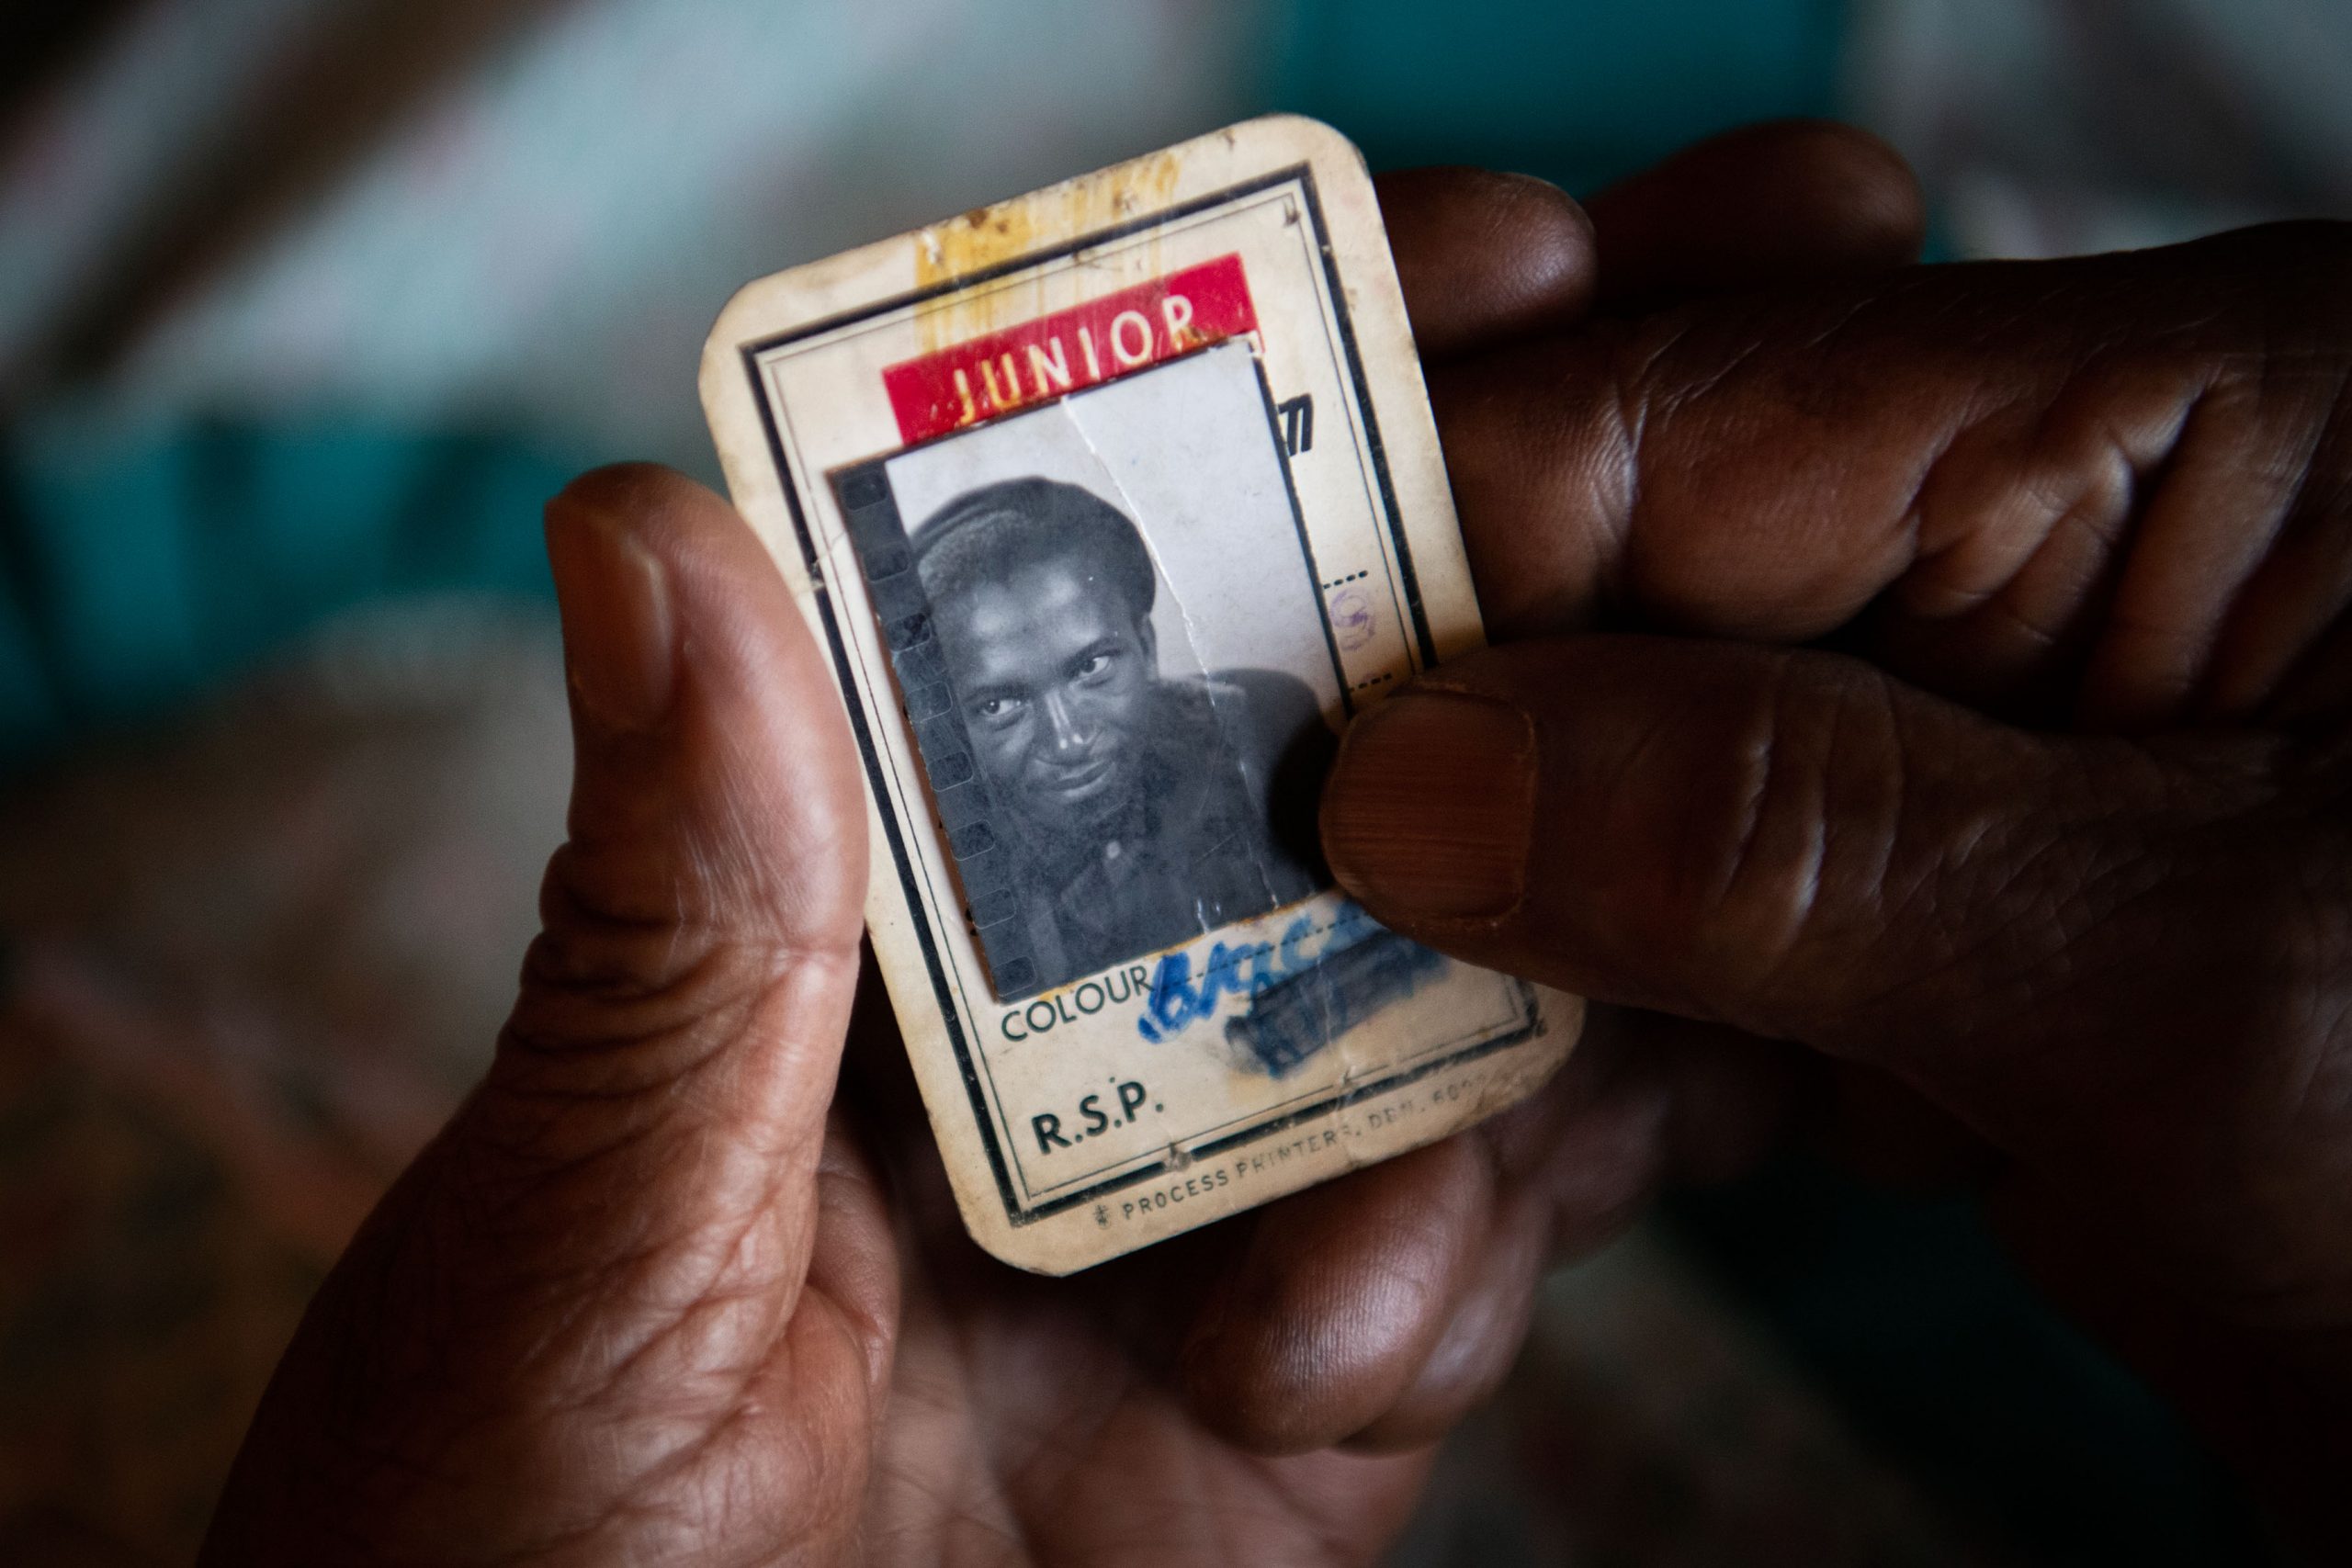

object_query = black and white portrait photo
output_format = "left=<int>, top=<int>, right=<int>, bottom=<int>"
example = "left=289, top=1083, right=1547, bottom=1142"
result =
left=847, top=343, right=1347, bottom=998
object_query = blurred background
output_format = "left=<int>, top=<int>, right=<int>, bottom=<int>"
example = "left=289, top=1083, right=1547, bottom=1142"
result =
left=3, top=1, right=2347, bottom=1562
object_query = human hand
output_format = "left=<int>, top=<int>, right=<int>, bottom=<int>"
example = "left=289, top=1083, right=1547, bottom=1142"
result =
left=1324, top=205, right=2352, bottom=1546
left=191, top=453, right=1456, bottom=1566
left=197, top=124, right=1927, bottom=1565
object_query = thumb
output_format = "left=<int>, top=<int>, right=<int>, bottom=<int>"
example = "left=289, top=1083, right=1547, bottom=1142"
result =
left=492, top=458, right=868, bottom=1197
left=453, top=460, right=873, bottom=1355
left=202, top=466, right=880, bottom=1562
left=1317, top=636, right=2261, bottom=1139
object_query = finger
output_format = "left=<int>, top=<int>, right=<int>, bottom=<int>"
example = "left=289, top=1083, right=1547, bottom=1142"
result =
left=1319, top=637, right=2267, bottom=1162
left=537, top=461, right=867, bottom=966
left=1340, top=1194, right=1550, bottom=1454
left=1435, top=223, right=2352, bottom=731
left=1323, top=632, right=2352, bottom=1468
left=1175, top=1136, right=1492, bottom=1452
left=448, top=461, right=880, bottom=1396
left=1374, top=166, right=1595, bottom=359
left=203, top=465, right=882, bottom=1562
left=1349, top=1009, right=1799, bottom=1452
left=1180, top=1006, right=1799, bottom=1452
left=1175, top=1025, right=1783, bottom=1455
left=484, top=462, right=869, bottom=1258
left=1583, top=118, right=1924, bottom=311
left=1372, top=123, right=1924, bottom=362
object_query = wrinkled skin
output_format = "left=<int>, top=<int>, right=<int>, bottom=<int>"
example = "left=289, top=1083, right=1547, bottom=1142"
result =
left=1332, top=191, right=2352, bottom=1547
left=198, top=117, right=2352, bottom=1564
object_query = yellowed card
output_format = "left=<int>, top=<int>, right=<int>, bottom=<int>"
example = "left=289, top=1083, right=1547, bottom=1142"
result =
left=701, top=115, right=1581, bottom=1273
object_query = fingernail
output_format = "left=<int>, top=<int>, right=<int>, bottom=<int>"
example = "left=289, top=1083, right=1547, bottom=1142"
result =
left=546, top=492, right=675, bottom=732
left=1321, top=688, right=1535, bottom=919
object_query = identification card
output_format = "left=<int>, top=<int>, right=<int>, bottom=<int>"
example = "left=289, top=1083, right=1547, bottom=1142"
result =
left=701, top=116, right=1581, bottom=1272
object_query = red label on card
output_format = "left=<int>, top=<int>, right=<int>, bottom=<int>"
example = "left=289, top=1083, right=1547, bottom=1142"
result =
left=883, top=254, right=1258, bottom=443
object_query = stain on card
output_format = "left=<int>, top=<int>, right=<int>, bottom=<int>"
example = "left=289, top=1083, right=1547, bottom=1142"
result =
left=914, top=152, right=1181, bottom=352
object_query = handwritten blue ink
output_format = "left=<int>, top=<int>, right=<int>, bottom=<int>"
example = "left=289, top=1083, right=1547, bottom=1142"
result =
left=1134, top=900, right=1421, bottom=1055
left=1228, top=928, right=1447, bottom=1076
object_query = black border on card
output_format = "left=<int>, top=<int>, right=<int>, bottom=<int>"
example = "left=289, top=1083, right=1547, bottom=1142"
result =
left=741, top=165, right=1533, bottom=1226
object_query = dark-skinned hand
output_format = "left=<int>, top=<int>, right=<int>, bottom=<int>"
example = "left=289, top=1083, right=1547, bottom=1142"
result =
left=1326, top=159, right=2352, bottom=1557
left=198, top=123, right=1956, bottom=1566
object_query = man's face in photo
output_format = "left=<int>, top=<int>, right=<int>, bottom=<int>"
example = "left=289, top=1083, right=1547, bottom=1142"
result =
left=932, top=554, right=1159, bottom=844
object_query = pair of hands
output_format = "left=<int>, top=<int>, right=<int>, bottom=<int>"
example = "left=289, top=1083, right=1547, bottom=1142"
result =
left=201, top=122, right=2352, bottom=1564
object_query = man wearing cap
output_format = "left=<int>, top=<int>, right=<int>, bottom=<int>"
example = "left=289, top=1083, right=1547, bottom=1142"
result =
left=913, top=476, right=1335, bottom=993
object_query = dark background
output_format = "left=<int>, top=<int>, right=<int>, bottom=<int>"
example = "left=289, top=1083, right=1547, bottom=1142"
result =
left=5, top=3, right=2345, bottom=1561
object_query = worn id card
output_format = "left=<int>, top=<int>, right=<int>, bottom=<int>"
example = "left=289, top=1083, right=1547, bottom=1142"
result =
left=701, top=116, right=1580, bottom=1273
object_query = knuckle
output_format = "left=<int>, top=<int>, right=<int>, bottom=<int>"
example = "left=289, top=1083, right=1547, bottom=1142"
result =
left=477, top=832, right=858, bottom=1178
left=502, top=840, right=788, bottom=1067
left=1667, top=654, right=1862, bottom=1004
left=1654, top=649, right=2101, bottom=1043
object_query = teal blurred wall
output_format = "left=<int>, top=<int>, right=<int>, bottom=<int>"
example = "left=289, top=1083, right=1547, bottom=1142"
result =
left=0, top=0, right=1854, bottom=770
left=1269, top=0, right=1846, bottom=190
